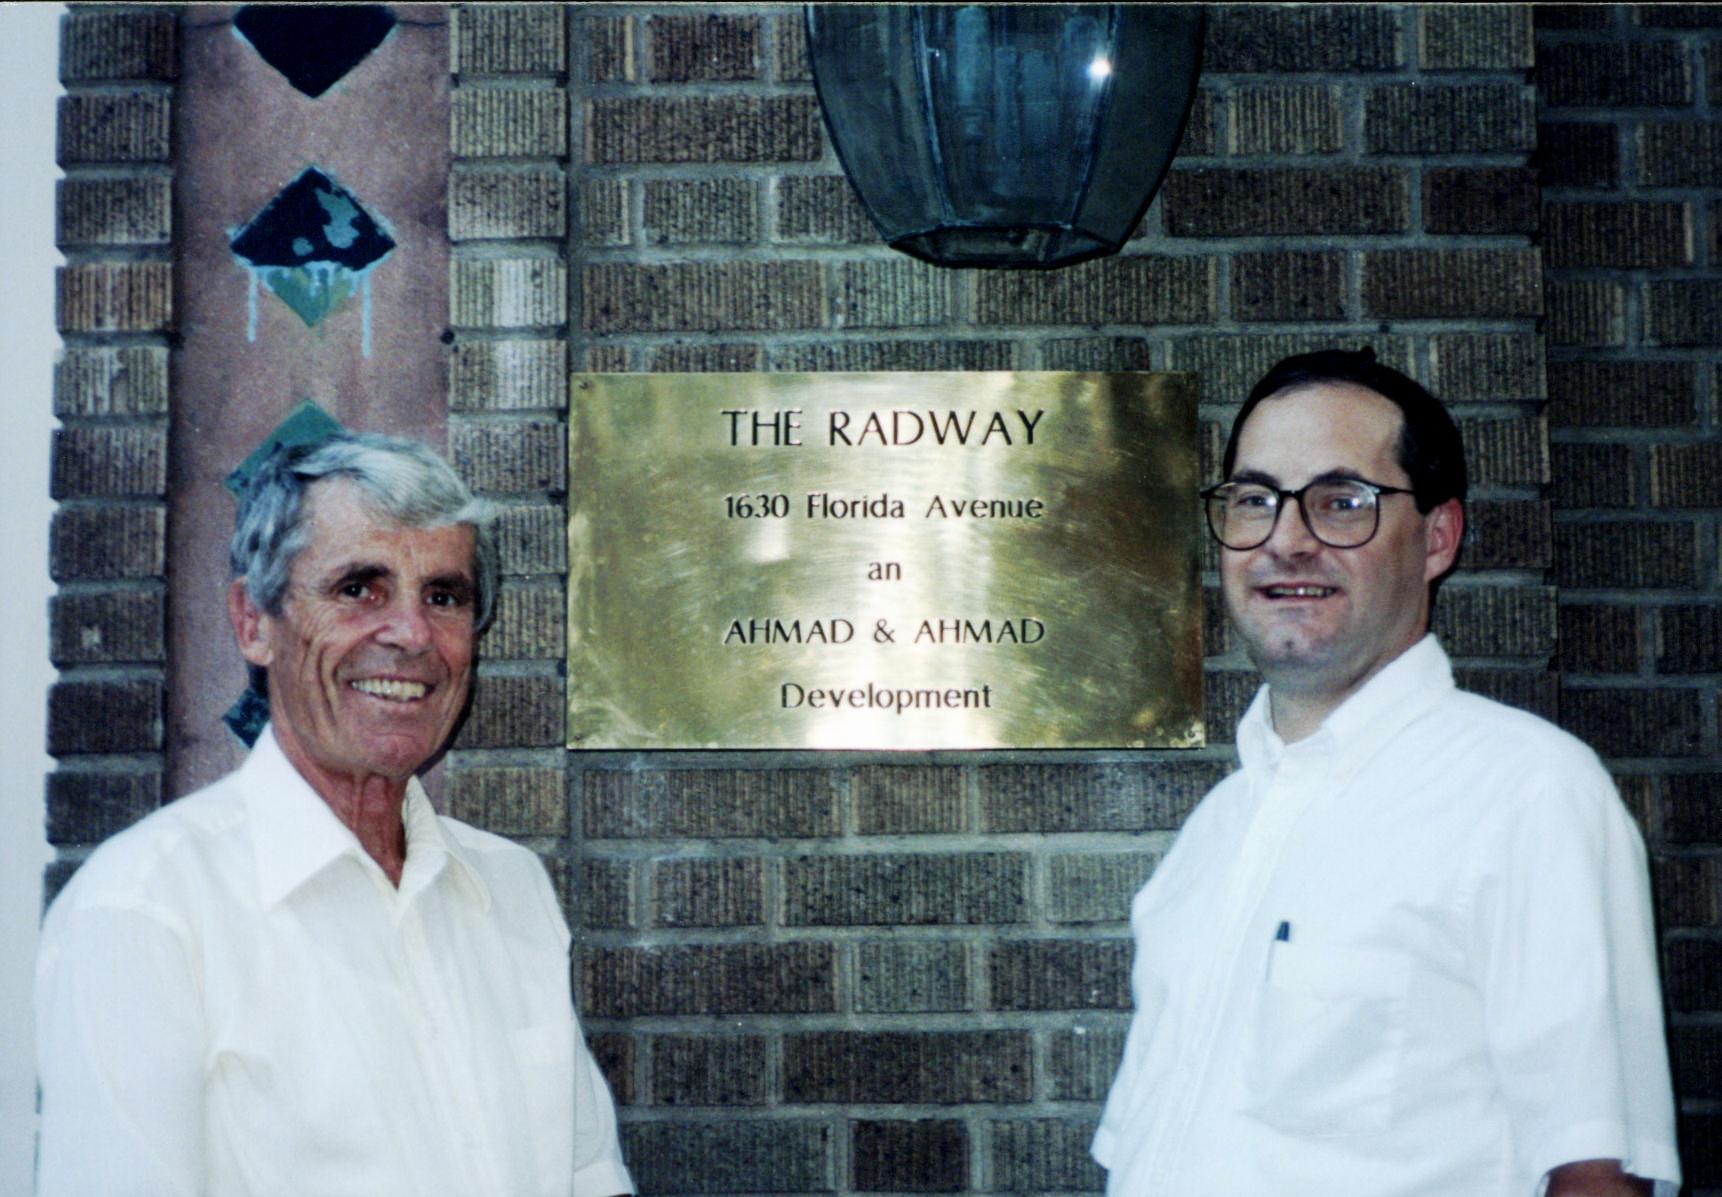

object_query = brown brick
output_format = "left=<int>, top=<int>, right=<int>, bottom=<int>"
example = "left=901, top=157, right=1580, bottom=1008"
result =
left=834, top=260, right=957, bottom=329
left=1544, top=280, right=1626, bottom=348
left=1558, top=605, right=1641, bottom=674
left=1429, top=334, right=1546, bottom=403
left=482, top=580, right=563, bottom=659
left=1420, top=6, right=1534, bottom=69
left=1230, top=251, right=1344, bottom=322
left=494, top=503, right=566, bottom=574
left=773, top=11, right=811, bottom=83
left=1038, top=337, right=1153, bottom=372
left=620, top=1121, right=832, bottom=1195
left=1048, top=1025, right=1130, bottom=1101
left=776, top=175, right=874, bottom=244
left=586, top=96, right=821, bottom=165
left=1654, top=855, right=1718, bottom=927
left=1550, top=443, right=1635, bottom=509
left=1665, top=938, right=1722, bottom=1013
left=581, top=346, right=629, bottom=372
left=576, top=858, right=633, bottom=930
left=450, top=338, right=566, bottom=413
left=1463, top=500, right=1551, bottom=570
left=50, top=505, right=166, bottom=580
left=50, top=588, right=164, bottom=666
left=974, top=255, right=1214, bottom=325
left=979, top=760, right=1225, bottom=833
left=1364, top=82, right=1534, bottom=153
left=454, top=4, right=566, bottom=75
left=769, top=339, right=1015, bottom=372
left=1206, top=668, right=1262, bottom=745
left=784, top=853, right=1028, bottom=926
left=1649, top=281, right=1722, bottom=346
left=1659, top=605, right=1722, bottom=673
left=45, top=767, right=160, bottom=844
left=1534, top=6, right=1615, bottom=31
left=855, top=941, right=970, bottom=1013
left=652, top=858, right=764, bottom=927
left=61, top=9, right=177, bottom=81
left=1547, top=359, right=1696, bottom=429
left=449, top=419, right=565, bottom=494
left=647, top=13, right=760, bottom=82
left=784, top=1031, right=1031, bottom=1103
left=55, top=346, right=169, bottom=417
left=1176, top=88, right=1219, bottom=159
left=57, top=93, right=171, bottom=164
left=1637, top=121, right=1722, bottom=187
left=642, top=179, right=758, bottom=245
left=56, top=176, right=171, bottom=246
left=452, top=671, right=561, bottom=748
left=852, top=1120, right=966, bottom=1193
left=1162, top=167, right=1409, bottom=236
left=1562, top=686, right=1705, bottom=757
left=48, top=678, right=163, bottom=756
left=581, top=943, right=836, bottom=1017
left=451, top=87, right=567, bottom=158
left=582, top=12, right=632, bottom=83
left=446, top=765, right=566, bottom=836
left=56, top=263, right=172, bottom=332
left=51, top=426, right=167, bottom=499
left=990, top=1118, right=1107, bottom=1193
left=1539, top=42, right=1692, bottom=107
left=449, top=168, right=565, bottom=241
left=582, top=261, right=823, bottom=333
left=649, top=1034, right=768, bottom=1107
left=1454, top=669, right=1559, bottom=721
left=646, top=342, right=762, bottom=373
left=1461, top=415, right=1548, bottom=486
left=1651, top=443, right=1722, bottom=507
left=581, top=767, right=839, bottom=838
left=1536, top=122, right=1619, bottom=189
left=1544, top=201, right=1691, bottom=269
left=1227, top=84, right=1341, bottom=155
left=1362, top=249, right=1541, bottom=319
left=1425, top=168, right=1538, bottom=235
left=1434, top=585, right=1557, bottom=660
left=1046, top=852, right=1160, bottom=924
left=1166, top=334, right=1415, bottom=407
left=853, top=764, right=966, bottom=834
left=1665, top=775, right=1722, bottom=843
left=1554, top=521, right=1699, bottom=588
left=1670, top=1025, right=1722, bottom=1100
left=989, top=939, right=1131, bottom=1010
left=1635, top=5, right=1722, bottom=27
left=1204, top=6, right=1401, bottom=72
left=579, top=177, right=628, bottom=248
left=449, top=259, right=566, bottom=330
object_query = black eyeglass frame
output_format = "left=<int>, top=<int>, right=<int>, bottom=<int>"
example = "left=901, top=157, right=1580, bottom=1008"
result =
left=1199, top=477, right=1418, bottom=551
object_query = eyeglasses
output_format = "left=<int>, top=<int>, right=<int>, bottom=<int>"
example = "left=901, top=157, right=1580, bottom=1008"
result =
left=1200, top=477, right=1416, bottom=551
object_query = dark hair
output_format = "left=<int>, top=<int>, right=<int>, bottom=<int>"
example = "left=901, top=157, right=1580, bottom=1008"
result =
left=1221, top=347, right=1467, bottom=606
left=1221, top=347, right=1468, bottom=514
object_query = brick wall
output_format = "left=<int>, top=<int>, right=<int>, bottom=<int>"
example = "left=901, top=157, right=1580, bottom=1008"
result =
left=1537, top=6, right=1722, bottom=1182
left=44, top=5, right=1721, bottom=1193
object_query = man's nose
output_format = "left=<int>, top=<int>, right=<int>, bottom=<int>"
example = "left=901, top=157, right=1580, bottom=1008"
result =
left=376, top=592, right=434, bottom=650
left=1264, top=495, right=1322, bottom=555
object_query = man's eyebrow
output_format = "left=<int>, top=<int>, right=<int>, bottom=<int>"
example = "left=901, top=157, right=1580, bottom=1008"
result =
left=321, top=562, right=391, bottom=590
left=425, top=571, right=476, bottom=597
left=1226, top=467, right=1370, bottom=486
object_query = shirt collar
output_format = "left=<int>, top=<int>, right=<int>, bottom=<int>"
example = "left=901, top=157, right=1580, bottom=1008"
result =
left=1237, top=634, right=1454, bottom=777
left=244, top=724, right=490, bottom=912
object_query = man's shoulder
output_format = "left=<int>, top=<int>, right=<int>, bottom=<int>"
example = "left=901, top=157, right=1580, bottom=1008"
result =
left=437, top=813, right=565, bottom=917
left=1429, top=684, right=1608, bottom=778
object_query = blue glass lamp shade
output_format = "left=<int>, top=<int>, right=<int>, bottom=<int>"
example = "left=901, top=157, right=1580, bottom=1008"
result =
left=805, top=5, right=1204, bottom=269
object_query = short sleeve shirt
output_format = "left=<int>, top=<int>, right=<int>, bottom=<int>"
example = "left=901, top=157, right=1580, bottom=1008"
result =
left=1093, top=636, right=1680, bottom=1196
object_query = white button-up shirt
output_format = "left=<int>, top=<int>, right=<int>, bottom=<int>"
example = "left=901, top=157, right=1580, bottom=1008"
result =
left=36, top=725, right=632, bottom=1197
left=1094, top=636, right=1680, bottom=1196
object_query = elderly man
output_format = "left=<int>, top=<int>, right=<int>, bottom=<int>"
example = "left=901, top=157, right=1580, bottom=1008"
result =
left=36, top=433, right=632, bottom=1197
left=1094, top=350, right=1680, bottom=1195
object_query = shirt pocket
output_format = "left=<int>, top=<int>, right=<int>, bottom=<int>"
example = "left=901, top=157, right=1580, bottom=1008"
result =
left=1243, top=943, right=1410, bottom=1138
left=508, top=1022, right=574, bottom=1196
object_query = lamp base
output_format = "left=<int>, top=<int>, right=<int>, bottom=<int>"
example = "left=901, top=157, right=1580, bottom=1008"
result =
left=890, top=222, right=1120, bottom=270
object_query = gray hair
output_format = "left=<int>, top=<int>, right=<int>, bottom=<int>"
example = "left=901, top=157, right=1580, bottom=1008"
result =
left=230, top=432, right=500, bottom=632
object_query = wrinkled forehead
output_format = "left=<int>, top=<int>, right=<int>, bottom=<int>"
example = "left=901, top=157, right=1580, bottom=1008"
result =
left=298, top=477, right=476, bottom=571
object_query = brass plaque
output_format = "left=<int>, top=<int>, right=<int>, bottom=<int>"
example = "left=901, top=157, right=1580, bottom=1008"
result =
left=567, top=372, right=1202, bottom=750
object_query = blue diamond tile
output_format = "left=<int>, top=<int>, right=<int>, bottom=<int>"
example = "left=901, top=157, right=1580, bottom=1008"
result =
left=234, top=5, right=397, bottom=99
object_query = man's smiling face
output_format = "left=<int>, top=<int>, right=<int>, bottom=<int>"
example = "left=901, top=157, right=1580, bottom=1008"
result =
left=1221, top=381, right=1457, bottom=714
left=233, top=477, right=477, bottom=790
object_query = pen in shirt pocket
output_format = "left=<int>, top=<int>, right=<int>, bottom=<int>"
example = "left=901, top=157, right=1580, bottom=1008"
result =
left=1274, top=920, right=1291, bottom=942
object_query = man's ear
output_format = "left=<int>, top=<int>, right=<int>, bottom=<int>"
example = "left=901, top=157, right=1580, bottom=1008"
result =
left=228, top=578, right=274, bottom=668
left=1423, top=498, right=1465, bottom=582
